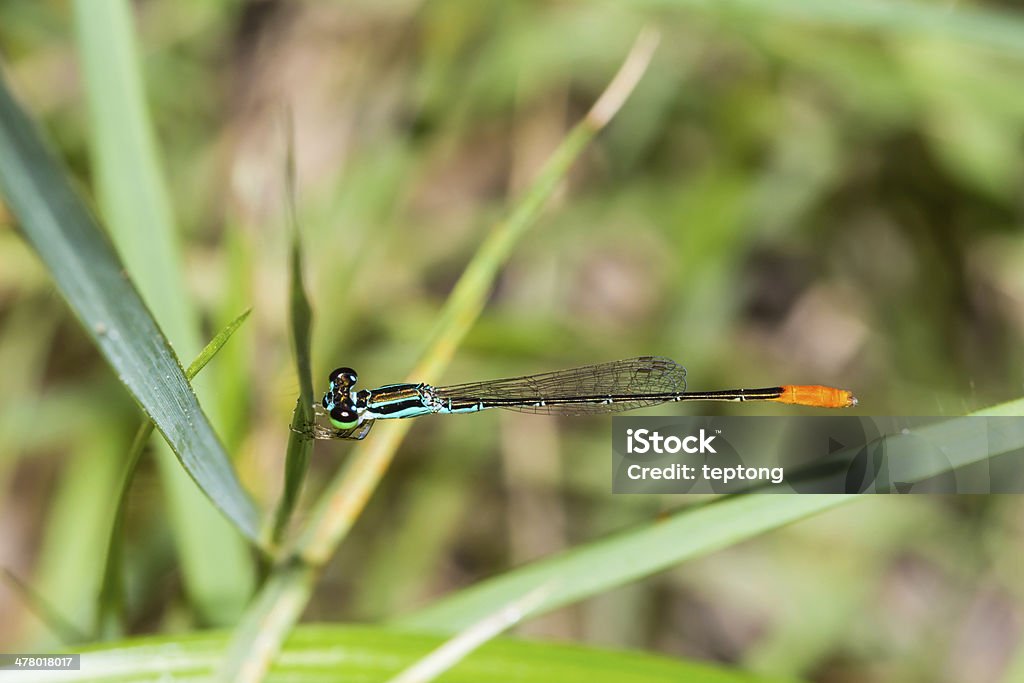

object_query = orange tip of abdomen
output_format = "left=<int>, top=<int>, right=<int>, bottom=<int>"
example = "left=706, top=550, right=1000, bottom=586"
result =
left=775, top=385, right=858, bottom=409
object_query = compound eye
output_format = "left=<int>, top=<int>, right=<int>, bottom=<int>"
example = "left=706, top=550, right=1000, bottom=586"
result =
left=329, top=367, right=358, bottom=388
left=329, top=402, right=359, bottom=430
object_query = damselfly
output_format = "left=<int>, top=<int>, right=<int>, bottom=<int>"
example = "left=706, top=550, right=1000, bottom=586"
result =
left=308, top=356, right=857, bottom=440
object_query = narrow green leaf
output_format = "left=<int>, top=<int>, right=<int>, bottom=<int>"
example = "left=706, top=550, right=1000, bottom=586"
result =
left=94, top=424, right=146, bottom=640
left=31, top=625, right=792, bottom=683
left=71, top=0, right=256, bottom=623
left=186, top=310, right=254, bottom=380
left=271, top=123, right=315, bottom=545
left=218, top=563, right=317, bottom=683
left=972, top=397, right=1024, bottom=417
left=397, top=495, right=855, bottom=632
left=385, top=585, right=553, bottom=683
left=71, top=0, right=192, bottom=347
left=0, top=70, right=262, bottom=543
left=285, top=123, right=315, bottom=418
left=96, top=309, right=252, bottom=639
left=288, top=249, right=314, bottom=419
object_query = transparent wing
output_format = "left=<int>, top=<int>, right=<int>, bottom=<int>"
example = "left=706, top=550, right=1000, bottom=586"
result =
left=434, top=356, right=687, bottom=415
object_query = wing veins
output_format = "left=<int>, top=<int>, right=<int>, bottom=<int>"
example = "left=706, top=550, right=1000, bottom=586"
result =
left=434, top=356, right=687, bottom=416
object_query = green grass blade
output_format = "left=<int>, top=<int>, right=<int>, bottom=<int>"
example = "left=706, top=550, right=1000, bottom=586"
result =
left=396, top=495, right=855, bottom=632
left=25, top=423, right=124, bottom=648
left=271, top=132, right=314, bottom=545
left=834, top=412, right=1024, bottom=491
left=71, top=0, right=256, bottom=623
left=0, top=70, right=262, bottom=544
left=72, top=0, right=193, bottom=346
left=29, top=625, right=792, bottom=683
left=94, top=424, right=147, bottom=640
left=185, top=310, right=254, bottom=380
left=385, top=585, right=553, bottom=683
left=218, top=563, right=318, bottom=683
left=284, top=131, right=315, bottom=418
left=971, top=397, right=1024, bottom=417
left=96, top=309, right=252, bottom=639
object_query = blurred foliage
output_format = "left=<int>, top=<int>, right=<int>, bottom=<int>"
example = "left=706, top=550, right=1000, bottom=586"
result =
left=2, top=1, right=1024, bottom=682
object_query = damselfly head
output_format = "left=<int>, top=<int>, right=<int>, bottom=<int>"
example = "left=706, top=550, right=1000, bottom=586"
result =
left=323, top=367, right=364, bottom=430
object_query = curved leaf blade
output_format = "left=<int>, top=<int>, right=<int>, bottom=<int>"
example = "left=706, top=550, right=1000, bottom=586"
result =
left=0, top=71, right=262, bottom=544
left=20, top=625, right=793, bottom=683
left=397, top=495, right=855, bottom=632
left=96, top=309, right=253, bottom=638
left=271, top=126, right=314, bottom=545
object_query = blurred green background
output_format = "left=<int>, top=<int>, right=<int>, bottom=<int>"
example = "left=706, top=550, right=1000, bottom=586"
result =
left=2, top=0, right=1024, bottom=681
